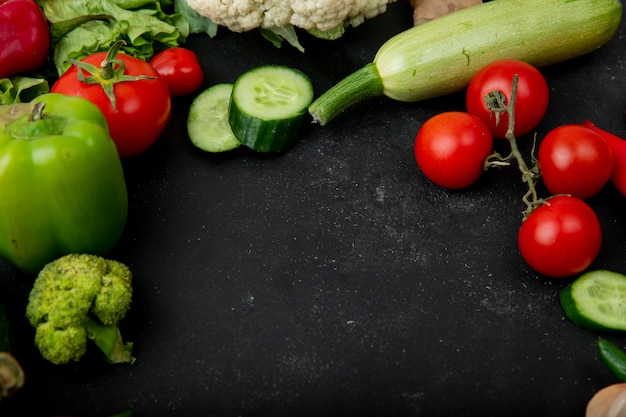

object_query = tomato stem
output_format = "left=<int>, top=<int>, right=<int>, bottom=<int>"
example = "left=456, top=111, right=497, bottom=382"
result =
left=484, top=75, right=543, bottom=219
left=67, top=41, right=156, bottom=112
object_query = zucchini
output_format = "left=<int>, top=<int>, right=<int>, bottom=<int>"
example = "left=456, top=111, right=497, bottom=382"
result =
left=0, top=302, right=24, bottom=400
left=560, top=270, right=626, bottom=332
left=308, top=0, right=623, bottom=125
left=228, top=65, right=314, bottom=152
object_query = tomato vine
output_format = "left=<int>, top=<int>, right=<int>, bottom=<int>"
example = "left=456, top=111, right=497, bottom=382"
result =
left=483, top=75, right=543, bottom=219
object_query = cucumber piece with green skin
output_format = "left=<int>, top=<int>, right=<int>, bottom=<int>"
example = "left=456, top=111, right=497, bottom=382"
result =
left=560, top=270, right=626, bottom=332
left=308, top=0, right=623, bottom=125
left=228, top=65, right=314, bottom=152
left=598, top=338, right=626, bottom=382
left=187, top=83, right=241, bottom=153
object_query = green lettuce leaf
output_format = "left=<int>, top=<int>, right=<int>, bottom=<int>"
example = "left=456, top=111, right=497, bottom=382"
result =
left=0, top=77, right=49, bottom=105
left=37, top=0, right=187, bottom=76
left=112, top=0, right=170, bottom=8
left=260, top=25, right=305, bottom=53
left=307, top=23, right=346, bottom=41
left=174, top=0, right=218, bottom=37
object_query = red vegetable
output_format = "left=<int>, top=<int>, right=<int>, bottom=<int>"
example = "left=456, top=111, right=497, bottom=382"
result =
left=466, top=59, right=549, bottom=139
left=414, top=111, right=493, bottom=189
left=150, top=47, right=204, bottom=97
left=538, top=124, right=614, bottom=199
left=518, top=195, right=602, bottom=278
left=51, top=42, right=171, bottom=158
left=583, top=120, right=626, bottom=198
left=0, top=0, right=50, bottom=79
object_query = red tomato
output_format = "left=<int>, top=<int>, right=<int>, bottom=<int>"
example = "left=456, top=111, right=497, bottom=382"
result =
left=518, top=195, right=602, bottom=278
left=583, top=120, right=626, bottom=198
left=414, top=111, right=493, bottom=189
left=538, top=124, right=614, bottom=199
left=150, top=47, right=204, bottom=97
left=51, top=50, right=171, bottom=158
left=466, top=59, right=549, bottom=139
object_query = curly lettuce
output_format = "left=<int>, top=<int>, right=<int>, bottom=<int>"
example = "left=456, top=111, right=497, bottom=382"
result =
left=37, top=0, right=189, bottom=76
left=174, top=0, right=218, bottom=37
left=0, top=77, right=49, bottom=105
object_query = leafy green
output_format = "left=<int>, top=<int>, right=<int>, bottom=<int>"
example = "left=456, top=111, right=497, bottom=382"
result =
left=260, top=25, right=305, bottom=52
left=112, top=0, right=170, bottom=8
left=174, top=0, right=218, bottom=37
left=37, top=0, right=188, bottom=76
left=0, top=77, right=49, bottom=105
left=307, top=23, right=346, bottom=41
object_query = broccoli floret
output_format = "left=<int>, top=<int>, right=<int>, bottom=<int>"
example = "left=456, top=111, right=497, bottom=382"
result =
left=26, top=254, right=134, bottom=365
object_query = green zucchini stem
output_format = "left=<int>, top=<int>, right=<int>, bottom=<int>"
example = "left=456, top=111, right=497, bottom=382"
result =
left=308, top=63, right=384, bottom=126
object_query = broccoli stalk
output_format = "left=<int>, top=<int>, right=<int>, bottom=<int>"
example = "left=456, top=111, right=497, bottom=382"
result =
left=84, top=316, right=134, bottom=364
left=26, top=254, right=135, bottom=365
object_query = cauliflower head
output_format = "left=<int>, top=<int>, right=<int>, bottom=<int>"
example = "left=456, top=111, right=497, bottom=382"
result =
left=26, top=254, right=133, bottom=365
left=184, top=0, right=396, bottom=33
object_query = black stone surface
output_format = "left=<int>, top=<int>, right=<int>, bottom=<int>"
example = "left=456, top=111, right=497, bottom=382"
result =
left=1, top=2, right=625, bottom=416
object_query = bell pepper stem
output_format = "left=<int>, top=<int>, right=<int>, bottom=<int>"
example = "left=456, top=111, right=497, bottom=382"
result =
left=29, top=102, right=46, bottom=122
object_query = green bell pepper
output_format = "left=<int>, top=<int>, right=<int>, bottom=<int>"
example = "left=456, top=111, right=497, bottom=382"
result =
left=0, top=93, right=128, bottom=274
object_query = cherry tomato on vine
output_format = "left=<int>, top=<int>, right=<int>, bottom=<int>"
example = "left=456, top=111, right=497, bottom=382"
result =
left=518, top=195, right=602, bottom=278
left=150, top=47, right=204, bottom=97
left=538, top=124, right=614, bottom=199
left=414, top=111, right=493, bottom=189
left=51, top=42, right=171, bottom=158
left=466, top=59, right=549, bottom=139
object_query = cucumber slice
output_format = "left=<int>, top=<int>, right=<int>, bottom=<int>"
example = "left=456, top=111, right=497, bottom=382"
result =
left=560, top=270, right=626, bottom=332
left=187, top=83, right=241, bottom=153
left=228, top=65, right=314, bottom=152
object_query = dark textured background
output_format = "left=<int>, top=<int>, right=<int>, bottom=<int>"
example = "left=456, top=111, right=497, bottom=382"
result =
left=1, top=1, right=625, bottom=416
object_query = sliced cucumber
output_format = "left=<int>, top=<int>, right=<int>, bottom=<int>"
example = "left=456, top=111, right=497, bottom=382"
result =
left=228, top=65, right=314, bottom=152
left=187, top=83, right=241, bottom=153
left=560, top=270, right=626, bottom=332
